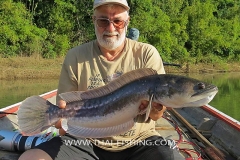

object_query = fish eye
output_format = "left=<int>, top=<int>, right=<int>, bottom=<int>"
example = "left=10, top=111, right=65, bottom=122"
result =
left=197, top=82, right=205, bottom=89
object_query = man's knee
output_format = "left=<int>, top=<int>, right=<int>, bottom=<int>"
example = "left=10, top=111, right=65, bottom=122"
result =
left=18, top=148, right=52, bottom=160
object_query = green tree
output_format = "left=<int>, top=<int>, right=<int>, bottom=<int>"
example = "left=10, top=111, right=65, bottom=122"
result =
left=157, top=0, right=190, bottom=63
left=128, top=0, right=178, bottom=62
left=0, top=0, right=47, bottom=57
left=1, top=0, right=240, bottom=62
left=182, top=1, right=223, bottom=63
left=213, top=0, right=240, bottom=60
left=31, top=0, right=94, bottom=57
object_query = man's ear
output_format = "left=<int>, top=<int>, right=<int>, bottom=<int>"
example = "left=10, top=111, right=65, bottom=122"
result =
left=127, top=16, right=130, bottom=25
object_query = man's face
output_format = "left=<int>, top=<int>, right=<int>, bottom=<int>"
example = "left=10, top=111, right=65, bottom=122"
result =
left=93, top=5, right=129, bottom=50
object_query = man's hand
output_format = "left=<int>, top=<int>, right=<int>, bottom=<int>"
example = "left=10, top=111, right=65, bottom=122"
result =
left=139, top=100, right=167, bottom=121
left=55, top=100, right=67, bottom=135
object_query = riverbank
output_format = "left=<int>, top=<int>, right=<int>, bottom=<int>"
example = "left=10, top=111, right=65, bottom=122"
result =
left=164, top=61, right=240, bottom=74
left=0, top=57, right=63, bottom=80
left=0, top=57, right=240, bottom=80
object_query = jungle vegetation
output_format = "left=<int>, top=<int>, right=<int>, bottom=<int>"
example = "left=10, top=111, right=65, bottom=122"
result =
left=0, top=0, right=239, bottom=64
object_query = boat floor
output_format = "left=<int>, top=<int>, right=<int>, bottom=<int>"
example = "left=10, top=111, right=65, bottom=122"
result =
left=0, top=111, right=205, bottom=160
left=0, top=114, right=20, bottom=160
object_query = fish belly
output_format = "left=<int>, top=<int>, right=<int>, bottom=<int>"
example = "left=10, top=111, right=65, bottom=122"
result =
left=68, top=102, right=140, bottom=128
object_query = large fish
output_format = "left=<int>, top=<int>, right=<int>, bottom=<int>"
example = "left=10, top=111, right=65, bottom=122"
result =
left=17, top=68, right=218, bottom=138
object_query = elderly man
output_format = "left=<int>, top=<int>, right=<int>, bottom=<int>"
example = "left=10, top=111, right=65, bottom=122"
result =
left=19, top=0, right=183, bottom=160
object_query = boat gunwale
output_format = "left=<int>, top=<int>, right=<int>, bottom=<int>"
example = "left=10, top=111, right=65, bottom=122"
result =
left=202, top=104, right=240, bottom=131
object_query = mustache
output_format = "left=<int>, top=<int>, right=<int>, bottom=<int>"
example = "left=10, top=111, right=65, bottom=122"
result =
left=103, top=31, right=119, bottom=36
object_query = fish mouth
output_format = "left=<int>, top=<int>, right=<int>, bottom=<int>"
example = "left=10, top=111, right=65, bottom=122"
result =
left=191, top=85, right=218, bottom=97
left=187, top=86, right=218, bottom=107
left=192, top=92, right=217, bottom=105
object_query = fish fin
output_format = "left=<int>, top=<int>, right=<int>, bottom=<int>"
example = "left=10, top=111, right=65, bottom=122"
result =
left=65, top=120, right=134, bottom=138
left=59, top=91, right=84, bottom=103
left=61, top=118, right=68, bottom=131
left=17, top=96, right=52, bottom=136
left=59, top=68, right=157, bottom=102
left=138, top=109, right=146, bottom=115
left=144, top=94, right=154, bottom=122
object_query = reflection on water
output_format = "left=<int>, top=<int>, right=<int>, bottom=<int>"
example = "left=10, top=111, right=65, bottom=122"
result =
left=0, top=79, right=59, bottom=108
left=0, top=72, right=240, bottom=121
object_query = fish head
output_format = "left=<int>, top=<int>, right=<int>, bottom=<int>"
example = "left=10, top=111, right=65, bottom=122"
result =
left=154, top=74, right=218, bottom=108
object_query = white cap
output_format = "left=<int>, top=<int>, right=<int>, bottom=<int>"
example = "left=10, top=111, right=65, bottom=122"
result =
left=93, top=0, right=130, bottom=11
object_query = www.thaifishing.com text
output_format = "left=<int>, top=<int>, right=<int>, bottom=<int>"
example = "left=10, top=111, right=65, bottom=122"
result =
left=64, top=139, right=177, bottom=149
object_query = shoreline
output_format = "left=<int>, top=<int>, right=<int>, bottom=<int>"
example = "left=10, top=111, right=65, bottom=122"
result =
left=164, top=61, right=240, bottom=73
left=0, top=57, right=240, bottom=80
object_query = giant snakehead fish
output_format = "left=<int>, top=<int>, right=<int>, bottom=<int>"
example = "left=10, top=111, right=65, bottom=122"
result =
left=17, top=68, right=218, bottom=138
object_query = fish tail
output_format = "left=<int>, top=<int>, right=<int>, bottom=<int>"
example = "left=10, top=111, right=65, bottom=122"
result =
left=17, top=96, right=52, bottom=136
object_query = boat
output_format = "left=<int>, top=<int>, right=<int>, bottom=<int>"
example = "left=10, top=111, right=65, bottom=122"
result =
left=0, top=89, right=239, bottom=160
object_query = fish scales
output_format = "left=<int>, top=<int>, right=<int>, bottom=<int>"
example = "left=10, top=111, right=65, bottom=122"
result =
left=72, top=78, right=156, bottom=117
left=49, top=74, right=216, bottom=128
left=46, top=77, right=158, bottom=129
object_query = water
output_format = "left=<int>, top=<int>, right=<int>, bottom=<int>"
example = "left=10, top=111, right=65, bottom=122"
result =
left=0, top=73, right=240, bottom=121
left=0, top=79, right=59, bottom=108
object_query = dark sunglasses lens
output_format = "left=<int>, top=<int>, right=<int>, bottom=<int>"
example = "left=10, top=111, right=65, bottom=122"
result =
left=97, top=19, right=109, bottom=27
left=96, top=19, right=126, bottom=29
left=113, top=20, right=125, bottom=28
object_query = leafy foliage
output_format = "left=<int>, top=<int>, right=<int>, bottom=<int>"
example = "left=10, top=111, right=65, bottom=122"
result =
left=0, top=0, right=48, bottom=57
left=0, top=0, right=239, bottom=63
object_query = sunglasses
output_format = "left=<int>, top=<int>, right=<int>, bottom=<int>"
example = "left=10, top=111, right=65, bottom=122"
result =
left=94, top=18, right=128, bottom=29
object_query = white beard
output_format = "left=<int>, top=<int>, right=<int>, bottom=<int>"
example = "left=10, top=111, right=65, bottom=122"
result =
left=95, top=27, right=127, bottom=50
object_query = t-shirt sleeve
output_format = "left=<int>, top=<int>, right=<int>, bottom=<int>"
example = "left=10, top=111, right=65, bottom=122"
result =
left=56, top=51, right=78, bottom=102
left=144, top=46, right=165, bottom=74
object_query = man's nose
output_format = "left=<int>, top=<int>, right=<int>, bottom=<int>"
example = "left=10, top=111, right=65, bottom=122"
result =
left=106, top=21, right=117, bottom=31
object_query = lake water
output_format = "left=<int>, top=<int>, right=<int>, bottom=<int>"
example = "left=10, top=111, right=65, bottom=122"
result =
left=0, top=79, right=59, bottom=108
left=0, top=72, right=240, bottom=121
